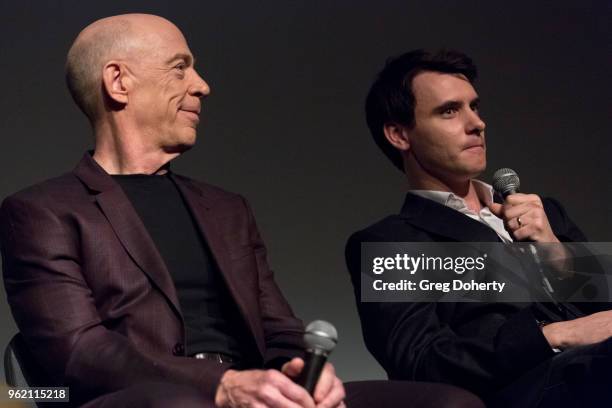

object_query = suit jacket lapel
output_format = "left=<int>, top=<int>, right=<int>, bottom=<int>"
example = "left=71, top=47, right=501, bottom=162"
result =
left=73, top=153, right=183, bottom=320
left=171, top=175, right=265, bottom=355
left=399, top=192, right=548, bottom=295
left=400, top=192, right=503, bottom=242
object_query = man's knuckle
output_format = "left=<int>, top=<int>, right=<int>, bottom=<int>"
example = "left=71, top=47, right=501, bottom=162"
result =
left=258, top=385, right=276, bottom=400
left=264, top=370, right=278, bottom=382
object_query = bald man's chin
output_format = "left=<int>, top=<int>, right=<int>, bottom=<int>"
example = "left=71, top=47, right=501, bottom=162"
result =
left=163, top=141, right=196, bottom=155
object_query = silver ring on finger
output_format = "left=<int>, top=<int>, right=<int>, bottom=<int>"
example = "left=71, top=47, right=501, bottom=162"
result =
left=517, top=216, right=523, bottom=227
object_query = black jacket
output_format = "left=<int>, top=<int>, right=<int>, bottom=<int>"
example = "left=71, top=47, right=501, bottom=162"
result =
left=345, top=192, right=588, bottom=398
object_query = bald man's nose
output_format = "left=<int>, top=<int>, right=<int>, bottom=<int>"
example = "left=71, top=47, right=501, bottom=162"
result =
left=190, top=70, right=210, bottom=98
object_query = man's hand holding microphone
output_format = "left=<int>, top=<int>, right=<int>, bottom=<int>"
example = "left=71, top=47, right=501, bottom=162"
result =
left=215, top=321, right=345, bottom=408
left=488, top=168, right=612, bottom=351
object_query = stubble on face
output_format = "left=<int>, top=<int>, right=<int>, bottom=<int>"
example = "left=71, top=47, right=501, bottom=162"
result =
left=406, top=71, right=486, bottom=186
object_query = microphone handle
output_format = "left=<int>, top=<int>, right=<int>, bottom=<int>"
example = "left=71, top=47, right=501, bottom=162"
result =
left=505, top=190, right=566, bottom=312
left=296, top=350, right=327, bottom=395
left=502, top=187, right=518, bottom=198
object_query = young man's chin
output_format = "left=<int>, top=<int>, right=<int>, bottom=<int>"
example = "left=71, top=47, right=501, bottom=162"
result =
left=465, top=158, right=487, bottom=177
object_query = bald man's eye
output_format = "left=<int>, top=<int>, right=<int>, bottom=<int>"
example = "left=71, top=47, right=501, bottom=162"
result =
left=174, top=63, right=186, bottom=75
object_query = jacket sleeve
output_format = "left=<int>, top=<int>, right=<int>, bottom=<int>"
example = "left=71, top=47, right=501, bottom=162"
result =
left=543, top=197, right=611, bottom=314
left=240, top=196, right=305, bottom=369
left=543, top=197, right=587, bottom=242
left=0, top=195, right=228, bottom=403
left=345, top=229, right=555, bottom=398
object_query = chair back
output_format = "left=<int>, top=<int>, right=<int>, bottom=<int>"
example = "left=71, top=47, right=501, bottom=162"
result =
left=4, top=334, right=31, bottom=388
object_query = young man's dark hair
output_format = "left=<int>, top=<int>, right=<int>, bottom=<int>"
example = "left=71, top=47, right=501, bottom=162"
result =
left=365, top=49, right=478, bottom=171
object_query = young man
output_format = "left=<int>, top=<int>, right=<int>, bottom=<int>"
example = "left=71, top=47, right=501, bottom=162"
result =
left=345, top=49, right=612, bottom=407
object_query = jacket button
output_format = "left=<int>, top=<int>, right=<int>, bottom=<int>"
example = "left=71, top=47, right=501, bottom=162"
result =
left=172, top=343, right=185, bottom=356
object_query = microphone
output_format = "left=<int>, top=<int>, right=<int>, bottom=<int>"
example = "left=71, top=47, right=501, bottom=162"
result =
left=492, top=167, right=520, bottom=198
left=492, top=167, right=530, bottom=241
left=296, top=320, right=338, bottom=395
left=492, top=168, right=559, bottom=300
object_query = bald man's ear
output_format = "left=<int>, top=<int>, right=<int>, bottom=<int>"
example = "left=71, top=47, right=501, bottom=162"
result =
left=102, top=61, right=130, bottom=105
left=383, top=123, right=411, bottom=152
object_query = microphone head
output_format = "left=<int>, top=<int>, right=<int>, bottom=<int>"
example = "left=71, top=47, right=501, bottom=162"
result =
left=492, top=168, right=520, bottom=197
left=303, top=320, right=338, bottom=354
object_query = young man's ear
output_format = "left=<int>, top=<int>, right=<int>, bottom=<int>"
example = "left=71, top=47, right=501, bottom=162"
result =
left=383, top=122, right=411, bottom=151
left=101, top=61, right=131, bottom=105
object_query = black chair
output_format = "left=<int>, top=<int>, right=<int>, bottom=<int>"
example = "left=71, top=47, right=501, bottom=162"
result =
left=4, top=334, right=33, bottom=388
left=4, top=333, right=49, bottom=408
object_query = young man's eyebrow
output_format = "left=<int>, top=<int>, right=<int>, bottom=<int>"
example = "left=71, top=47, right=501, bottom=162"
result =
left=432, top=100, right=462, bottom=114
left=432, top=97, right=480, bottom=113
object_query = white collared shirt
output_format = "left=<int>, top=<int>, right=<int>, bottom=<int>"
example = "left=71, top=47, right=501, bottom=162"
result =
left=410, top=180, right=513, bottom=243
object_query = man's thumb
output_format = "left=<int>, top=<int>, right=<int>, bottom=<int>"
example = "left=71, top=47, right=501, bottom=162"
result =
left=488, top=202, right=503, bottom=217
left=281, top=357, right=304, bottom=378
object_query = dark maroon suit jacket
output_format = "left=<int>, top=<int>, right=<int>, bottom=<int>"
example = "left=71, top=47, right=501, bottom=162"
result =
left=0, top=152, right=304, bottom=405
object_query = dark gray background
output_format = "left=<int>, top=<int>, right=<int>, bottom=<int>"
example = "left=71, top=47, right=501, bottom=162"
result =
left=1, top=0, right=610, bottom=381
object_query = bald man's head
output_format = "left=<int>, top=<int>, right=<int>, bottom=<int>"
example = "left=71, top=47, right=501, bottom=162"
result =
left=65, top=14, right=178, bottom=124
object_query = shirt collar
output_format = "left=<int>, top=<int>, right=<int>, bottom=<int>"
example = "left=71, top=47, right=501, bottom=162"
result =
left=409, top=180, right=495, bottom=213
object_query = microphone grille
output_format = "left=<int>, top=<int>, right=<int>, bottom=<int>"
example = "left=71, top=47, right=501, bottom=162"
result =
left=303, top=320, right=338, bottom=353
left=492, top=167, right=520, bottom=196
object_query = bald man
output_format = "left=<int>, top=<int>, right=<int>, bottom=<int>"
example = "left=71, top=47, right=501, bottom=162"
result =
left=0, top=14, right=483, bottom=408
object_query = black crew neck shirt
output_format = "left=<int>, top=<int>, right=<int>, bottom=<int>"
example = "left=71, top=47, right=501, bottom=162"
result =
left=112, top=173, right=247, bottom=359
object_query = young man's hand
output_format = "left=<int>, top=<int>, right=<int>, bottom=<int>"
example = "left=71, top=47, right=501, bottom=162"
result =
left=488, top=193, right=559, bottom=243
